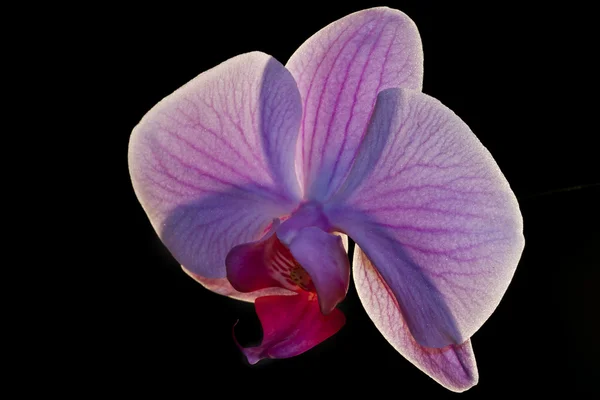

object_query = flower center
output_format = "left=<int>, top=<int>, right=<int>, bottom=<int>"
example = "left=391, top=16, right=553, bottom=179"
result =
left=266, top=234, right=315, bottom=292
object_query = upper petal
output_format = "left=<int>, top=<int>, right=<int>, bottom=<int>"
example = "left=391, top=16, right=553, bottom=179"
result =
left=286, top=7, right=423, bottom=201
left=327, top=88, right=524, bottom=347
left=128, top=52, right=302, bottom=279
left=353, top=245, right=478, bottom=392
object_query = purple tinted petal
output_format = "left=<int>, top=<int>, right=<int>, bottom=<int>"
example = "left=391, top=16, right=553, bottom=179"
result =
left=181, top=266, right=293, bottom=303
left=235, top=292, right=345, bottom=364
left=288, top=227, right=350, bottom=314
left=328, top=88, right=524, bottom=347
left=354, top=246, right=478, bottom=392
left=286, top=7, right=423, bottom=201
left=337, top=233, right=349, bottom=252
left=129, top=52, right=302, bottom=279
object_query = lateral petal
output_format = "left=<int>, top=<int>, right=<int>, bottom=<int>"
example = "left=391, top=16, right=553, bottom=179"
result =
left=328, top=88, right=524, bottom=347
left=354, top=246, right=478, bottom=392
left=129, top=52, right=302, bottom=279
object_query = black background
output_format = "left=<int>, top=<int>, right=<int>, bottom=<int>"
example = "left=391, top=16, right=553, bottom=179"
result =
left=93, top=1, right=598, bottom=397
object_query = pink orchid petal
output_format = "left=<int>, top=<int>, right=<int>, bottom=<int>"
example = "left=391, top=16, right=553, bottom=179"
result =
left=236, top=292, right=345, bottom=364
left=286, top=7, right=423, bottom=201
left=328, top=88, right=524, bottom=348
left=181, top=265, right=292, bottom=302
left=335, top=232, right=349, bottom=252
left=354, top=246, right=478, bottom=392
left=128, top=52, right=302, bottom=279
left=288, top=227, right=350, bottom=314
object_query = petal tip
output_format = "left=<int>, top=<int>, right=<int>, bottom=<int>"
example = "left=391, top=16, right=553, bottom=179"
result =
left=232, top=320, right=265, bottom=365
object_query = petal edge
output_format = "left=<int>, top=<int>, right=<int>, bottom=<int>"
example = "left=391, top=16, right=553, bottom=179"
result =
left=354, top=245, right=478, bottom=392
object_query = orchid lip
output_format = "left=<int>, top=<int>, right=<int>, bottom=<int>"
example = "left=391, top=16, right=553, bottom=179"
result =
left=225, top=206, right=350, bottom=363
left=226, top=203, right=350, bottom=315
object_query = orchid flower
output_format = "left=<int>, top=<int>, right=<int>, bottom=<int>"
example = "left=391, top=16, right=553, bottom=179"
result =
left=128, top=7, right=524, bottom=392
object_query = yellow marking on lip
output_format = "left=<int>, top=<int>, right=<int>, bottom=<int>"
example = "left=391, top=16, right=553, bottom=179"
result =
left=289, top=265, right=312, bottom=290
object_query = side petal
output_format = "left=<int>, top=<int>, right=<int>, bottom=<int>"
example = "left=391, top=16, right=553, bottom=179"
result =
left=354, top=246, right=478, bottom=392
left=235, top=292, right=345, bottom=364
left=286, top=7, right=423, bottom=201
left=288, top=227, right=350, bottom=314
left=327, top=88, right=524, bottom=347
left=129, top=52, right=302, bottom=279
